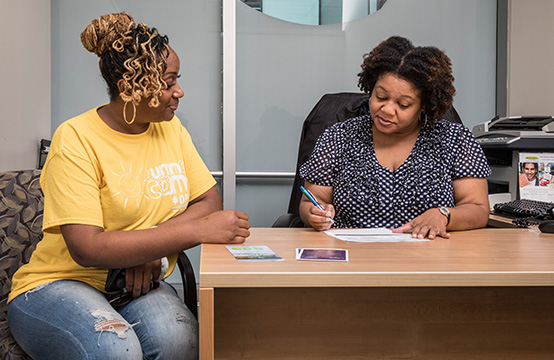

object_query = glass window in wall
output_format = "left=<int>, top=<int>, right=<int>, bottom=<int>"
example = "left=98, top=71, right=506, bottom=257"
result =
left=234, top=0, right=497, bottom=227
left=240, top=0, right=388, bottom=25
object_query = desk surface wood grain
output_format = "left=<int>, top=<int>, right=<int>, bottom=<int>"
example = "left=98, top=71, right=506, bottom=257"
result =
left=200, top=228, right=554, bottom=359
left=200, top=227, right=554, bottom=288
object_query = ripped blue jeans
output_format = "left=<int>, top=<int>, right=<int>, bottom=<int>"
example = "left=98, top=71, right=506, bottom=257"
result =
left=7, top=280, right=198, bottom=359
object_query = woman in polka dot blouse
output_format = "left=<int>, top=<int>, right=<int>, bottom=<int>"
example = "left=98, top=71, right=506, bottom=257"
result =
left=299, top=36, right=491, bottom=240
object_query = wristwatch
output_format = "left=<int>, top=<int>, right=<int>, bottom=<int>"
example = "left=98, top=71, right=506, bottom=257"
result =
left=438, top=207, right=451, bottom=226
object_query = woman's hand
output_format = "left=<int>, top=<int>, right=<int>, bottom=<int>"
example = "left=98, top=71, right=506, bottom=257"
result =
left=125, top=259, right=162, bottom=298
left=393, top=178, right=490, bottom=239
left=306, top=204, right=335, bottom=231
left=168, top=186, right=250, bottom=243
left=299, top=182, right=335, bottom=231
left=392, top=208, right=450, bottom=240
left=195, top=210, right=251, bottom=244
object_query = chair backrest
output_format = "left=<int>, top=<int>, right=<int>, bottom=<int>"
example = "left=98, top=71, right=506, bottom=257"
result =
left=287, top=93, right=369, bottom=215
left=0, top=169, right=43, bottom=359
left=287, top=92, right=463, bottom=216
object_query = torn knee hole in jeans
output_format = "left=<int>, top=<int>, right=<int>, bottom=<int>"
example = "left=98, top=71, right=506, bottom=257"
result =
left=92, top=310, right=138, bottom=345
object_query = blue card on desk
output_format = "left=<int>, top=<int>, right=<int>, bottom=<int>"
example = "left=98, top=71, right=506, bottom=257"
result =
left=296, top=248, right=348, bottom=261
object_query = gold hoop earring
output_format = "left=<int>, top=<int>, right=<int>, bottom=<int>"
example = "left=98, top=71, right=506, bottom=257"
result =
left=123, top=101, right=136, bottom=125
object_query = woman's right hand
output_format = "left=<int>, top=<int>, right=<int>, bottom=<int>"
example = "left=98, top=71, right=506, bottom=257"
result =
left=307, top=204, right=335, bottom=231
left=299, top=182, right=335, bottom=231
left=196, top=210, right=251, bottom=244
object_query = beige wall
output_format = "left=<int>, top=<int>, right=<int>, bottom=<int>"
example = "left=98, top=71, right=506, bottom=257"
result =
left=507, top=0, right=554, bottom=116
left=0, top=0, right=51, bottom=172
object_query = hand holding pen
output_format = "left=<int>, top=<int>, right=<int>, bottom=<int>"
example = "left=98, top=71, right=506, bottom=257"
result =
left=300, top=186, right=334, bottom=225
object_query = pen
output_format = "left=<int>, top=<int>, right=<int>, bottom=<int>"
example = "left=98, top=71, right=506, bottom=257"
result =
left=300, top=185, right=334, bottom=223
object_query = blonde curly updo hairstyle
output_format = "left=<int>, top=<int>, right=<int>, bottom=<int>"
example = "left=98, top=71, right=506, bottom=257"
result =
left=80, top=12, right=170, bottom=109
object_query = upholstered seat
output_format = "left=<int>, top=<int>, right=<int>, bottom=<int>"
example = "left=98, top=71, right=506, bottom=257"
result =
left=0, top=170, right=42, bottom=359
left=0, top=169, right=198, bottom=359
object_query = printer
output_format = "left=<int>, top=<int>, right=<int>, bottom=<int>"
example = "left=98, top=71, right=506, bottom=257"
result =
left=472, top=115, right=554, bottom=199
left=473, top=115, right=554, bottom=149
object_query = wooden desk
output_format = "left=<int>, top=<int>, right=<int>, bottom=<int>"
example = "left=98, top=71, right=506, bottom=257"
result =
left=199, top=228, right=554, bottom=359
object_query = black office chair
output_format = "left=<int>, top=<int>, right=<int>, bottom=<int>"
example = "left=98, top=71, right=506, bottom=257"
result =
left=272, top=92, right=463, bottom=227
left=177, top=252, right=197, bottom=318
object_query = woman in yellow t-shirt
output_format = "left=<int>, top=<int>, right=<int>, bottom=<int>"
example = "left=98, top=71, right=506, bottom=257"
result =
left=7, top=12, right=250, bottom=359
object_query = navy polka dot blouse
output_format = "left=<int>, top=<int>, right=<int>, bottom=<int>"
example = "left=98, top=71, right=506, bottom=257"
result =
left=299, top=115, right=491, bottom=228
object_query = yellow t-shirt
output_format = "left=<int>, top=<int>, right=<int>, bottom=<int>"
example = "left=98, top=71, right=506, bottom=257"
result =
left=9, top=106, right=216, bottom=302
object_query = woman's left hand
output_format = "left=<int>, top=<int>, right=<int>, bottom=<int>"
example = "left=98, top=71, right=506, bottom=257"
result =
left=125, top=259, right=162, bottom=298
left=393, top=178, right=490, bottom=239
left=392, top=208, right=451, bottom=240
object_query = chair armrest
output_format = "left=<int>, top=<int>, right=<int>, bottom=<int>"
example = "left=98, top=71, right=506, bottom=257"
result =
left=177, top=252, right=198, bottom=319
left=272, top=213, right=305, bottom=228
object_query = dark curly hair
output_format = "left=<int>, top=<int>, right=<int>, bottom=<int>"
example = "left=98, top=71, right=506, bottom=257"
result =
left=358, top=36, right=455, bottom=125
left=80, top=12, right=170, bottom=108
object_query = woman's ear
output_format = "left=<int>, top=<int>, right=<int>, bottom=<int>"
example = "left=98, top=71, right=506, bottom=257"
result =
left=117, top=79, right=128, bottom=96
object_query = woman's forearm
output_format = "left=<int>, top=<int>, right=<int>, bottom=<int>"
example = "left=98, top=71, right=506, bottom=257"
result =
left=62, top=221, right=203, bottom=268
left=62, top=186, right=249, bottom=268
left=162, top=186, right=222, bottom=225
left=448, top=203, right=490, bottom=230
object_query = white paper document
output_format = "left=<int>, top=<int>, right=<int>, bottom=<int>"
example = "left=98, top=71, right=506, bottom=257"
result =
left=324, top=228, right=429, bottom=243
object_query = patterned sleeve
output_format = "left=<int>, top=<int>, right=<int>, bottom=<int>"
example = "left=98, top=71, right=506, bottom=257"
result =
left=451, top=124, right=492, bottom=179
left=299, top=123, right=343, bottom=186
